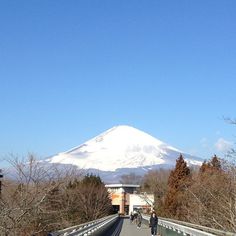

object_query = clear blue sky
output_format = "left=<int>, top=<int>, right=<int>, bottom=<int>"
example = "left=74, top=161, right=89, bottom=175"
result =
left=0, top=0, right=236, bottom=164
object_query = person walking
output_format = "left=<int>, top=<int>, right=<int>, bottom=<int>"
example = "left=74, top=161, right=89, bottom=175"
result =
left=133, top=211, right=138, bottom=225
left=149, top=211, right=158, bottom=236
left=136, top=212, right=142, bottom=229
left=130, top=211, right=134, bottom=223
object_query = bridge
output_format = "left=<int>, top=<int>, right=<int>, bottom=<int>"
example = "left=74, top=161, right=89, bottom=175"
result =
left=48, top=214, right=235, bottom=236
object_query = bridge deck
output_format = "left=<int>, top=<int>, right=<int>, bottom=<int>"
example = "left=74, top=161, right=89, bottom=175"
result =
left=119, top=217, right=151, bottom=236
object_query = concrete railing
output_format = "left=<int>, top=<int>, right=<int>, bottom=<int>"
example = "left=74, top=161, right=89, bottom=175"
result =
left=48, top=214, right=119, bottom=236
left=143, top=215, right=235, bottom=236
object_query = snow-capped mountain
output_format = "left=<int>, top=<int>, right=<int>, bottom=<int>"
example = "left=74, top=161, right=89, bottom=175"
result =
left=47, top=125, right=203, bottom=172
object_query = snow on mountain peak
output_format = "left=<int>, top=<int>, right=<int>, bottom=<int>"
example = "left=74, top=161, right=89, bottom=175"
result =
left=48, top=125, right=202, bottom=171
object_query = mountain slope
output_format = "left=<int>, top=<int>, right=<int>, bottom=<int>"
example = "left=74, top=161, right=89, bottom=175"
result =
left=47, top=125, right=202, bottom=171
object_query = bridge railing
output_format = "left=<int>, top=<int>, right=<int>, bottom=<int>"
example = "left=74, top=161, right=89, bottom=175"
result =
left=143, top=215, right=235, bottom=236
left=47, top=214, right=119, bottom=236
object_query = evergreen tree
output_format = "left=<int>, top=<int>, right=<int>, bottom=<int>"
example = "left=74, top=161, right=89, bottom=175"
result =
left=164, top=154, right=191, bottom=219
left=82, top=174, right=103, bottom=187
left=199, top=160, right=208, bottom=174
left=65, top=174, right=112, bottom=222
left=199, top=155, right=222, bottom=179
left=210, top=155, right=222, bottom=170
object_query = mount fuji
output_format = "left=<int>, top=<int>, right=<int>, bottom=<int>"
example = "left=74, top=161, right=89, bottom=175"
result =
left=46, top=125, right=203, bottom=181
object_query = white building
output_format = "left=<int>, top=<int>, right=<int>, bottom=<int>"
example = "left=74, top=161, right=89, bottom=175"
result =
left=105, top=184, right=154, bottom=215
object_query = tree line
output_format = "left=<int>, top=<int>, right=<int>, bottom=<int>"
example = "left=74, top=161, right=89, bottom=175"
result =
left=141, top=153, right=236, bottom=233
left=1, top=153, right=235, bottom=235
left=1, top=145, right=236, bottom=234
left=0, top=156, right=113, bottom=236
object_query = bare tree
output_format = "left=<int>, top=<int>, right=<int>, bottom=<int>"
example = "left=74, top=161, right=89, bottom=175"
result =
left=0, top=155, right=84, bottom=235
left=0, top=155, right=60, bottom=235
left=184, top=156, right=236, bottom=232
left=120, top=172, right=142, bottom=184
left=141, top=168, right=170, bottom=215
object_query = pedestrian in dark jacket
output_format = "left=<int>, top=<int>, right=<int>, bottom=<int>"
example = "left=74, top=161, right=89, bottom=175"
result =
left=130, top=211, right=134, bottom=223
left=137, top=212, right=142, bottom=228
left=149, top=212, right=158, bottom=236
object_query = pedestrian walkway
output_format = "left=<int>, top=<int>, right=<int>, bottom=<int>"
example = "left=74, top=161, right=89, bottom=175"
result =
left=119, top=217, right=151, bottom=236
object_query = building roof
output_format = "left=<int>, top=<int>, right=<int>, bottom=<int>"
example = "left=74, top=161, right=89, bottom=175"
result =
left=105, top=184, right=140, bottom=188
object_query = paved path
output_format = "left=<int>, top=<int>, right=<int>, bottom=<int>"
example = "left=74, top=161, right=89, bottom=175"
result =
left=119, top=218, right=151, bottom=236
